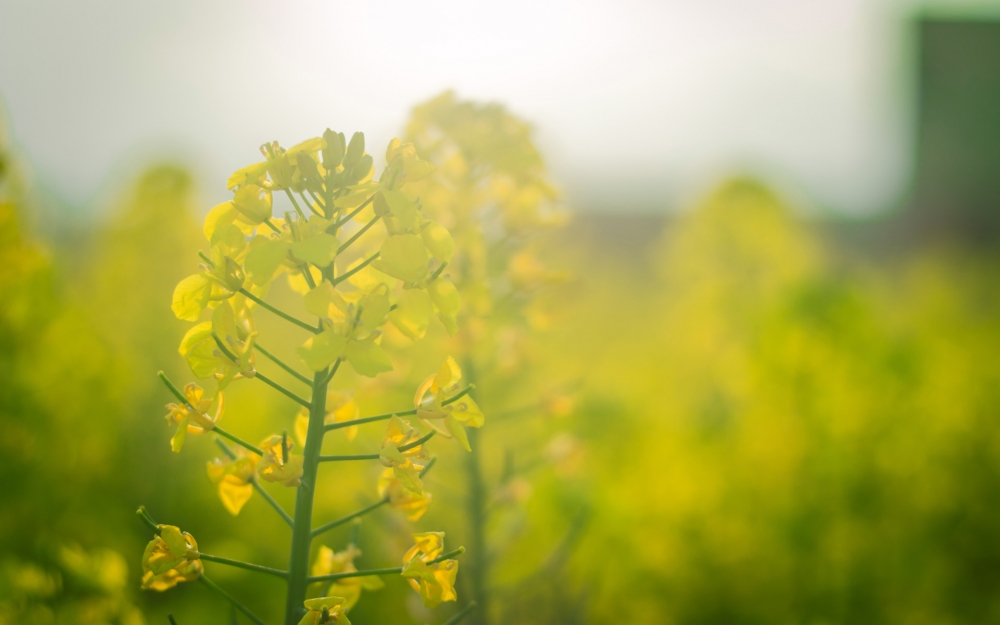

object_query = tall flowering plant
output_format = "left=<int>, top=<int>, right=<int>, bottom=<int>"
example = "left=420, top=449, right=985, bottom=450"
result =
left=140, top=130, right=483, bottom=625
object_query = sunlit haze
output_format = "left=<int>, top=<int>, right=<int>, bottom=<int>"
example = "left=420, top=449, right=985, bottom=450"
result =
left=0, top=0, right=984, bottom=214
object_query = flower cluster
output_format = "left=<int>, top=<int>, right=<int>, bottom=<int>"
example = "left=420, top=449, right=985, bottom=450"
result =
left=142, top=129, right=483, bottom=625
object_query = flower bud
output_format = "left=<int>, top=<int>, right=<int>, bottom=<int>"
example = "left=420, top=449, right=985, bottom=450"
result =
left=344, top=132, right=365, bottom=167
left=322, top=129, right=345, bottom=169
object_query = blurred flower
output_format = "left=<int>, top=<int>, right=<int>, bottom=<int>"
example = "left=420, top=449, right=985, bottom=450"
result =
left=378, top=468, right=432, bottom=521
left=414, top=357, right=484, bottom=451
left=206, top=450, right=258, bottom=515
left=401, top=532, right=458, bottom=609
left=298, top=595, right=351, bottom=625
left=379, top=416, right=429, bottom=494
left=310, top=545, right=383, bottom=611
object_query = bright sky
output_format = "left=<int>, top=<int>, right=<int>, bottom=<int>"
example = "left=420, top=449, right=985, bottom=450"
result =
left=0, top=0, right=992, bottom=215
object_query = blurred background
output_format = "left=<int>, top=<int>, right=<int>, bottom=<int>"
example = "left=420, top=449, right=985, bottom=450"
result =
left=3, top=1, right=1000, bottom=624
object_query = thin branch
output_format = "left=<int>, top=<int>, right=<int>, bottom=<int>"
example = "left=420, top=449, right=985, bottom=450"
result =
left=158, top=372, right=264, bottom=456
left=427, top=261, right=448, bottom=284
left=304, top=547, right=464, bottom=583
left=254, top=343, right=312, bottom=386
left=285, top=189, right=307, bottom=220
left=214, top=426, right=265, bottom=457
left=239, top=288, right=320, bottom=334
left=337, top=214, right=381, bottom=254
left=199, top=576, right=269, bottom=625
left=299, top=190, right=322, bottom=217
left=328, top=194, right=376, bottom=233
left=441, top=602, right=478, bottom=625
left=400, top=430, right=435, bottom=453
left=324, top=385, right=475, bottom=432
left=215, top=439, right=294, bottom=528
left=331, top=252, right=379, bottom=286
left=168, top=614, right=179, bottom=625
left=254, top=371, right=312, bottom=408
left=317, top=430, right=434, bottom=463
left=311, top=458, right=437, bottom=539
left=197, top=553, right=288, bottom=579
left=310, top=499, right=388, bottom=539
left=318, top=452, right=379, bottom=462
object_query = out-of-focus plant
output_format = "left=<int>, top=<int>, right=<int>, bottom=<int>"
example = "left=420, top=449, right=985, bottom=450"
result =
left=0, top=544, right=145, bottom=625
left=557, top=178, right=1000, bottom=624
left=404, top=92, right=575, bottom=625
left=142, top=130, right=487, bottom=625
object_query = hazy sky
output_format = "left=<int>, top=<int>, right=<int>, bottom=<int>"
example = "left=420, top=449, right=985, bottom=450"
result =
left=0, top=0, right=993, bottom=215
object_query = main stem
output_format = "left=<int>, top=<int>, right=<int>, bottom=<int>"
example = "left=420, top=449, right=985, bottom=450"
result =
left=284, top=367, right=329, bottom=625
left=464, top=364, right=490, bottom=625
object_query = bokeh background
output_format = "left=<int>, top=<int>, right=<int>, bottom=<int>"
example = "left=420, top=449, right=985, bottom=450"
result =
left=3, top=1, right=1000, bottom=624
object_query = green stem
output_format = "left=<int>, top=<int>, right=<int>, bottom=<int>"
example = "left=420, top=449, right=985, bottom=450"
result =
left=158, top=371, right=190, bottom=405
left=318, top=452, right=379, bottom=462
left=285, top=189, right=307, bottom=220
left=254, top=372, right=312, bottom=408
left=311, top=499, right=388, bottom=539
left=317, top=430, right=434, bottom=463
left=327, top=195, right=376, bottom=233
left=323, top=385, right=474, bottom=432
left=168, top=614, right=179, bottom=625
left=310, top=458, right=437, bottom=539
left=197, top=553, right=288, bottom=579
left=214, top=427, right=265, bottom=456
left=337, top=214, right=381, bottom=254
left=428, top=261, right=448, bottom=284
left=401, top=430, right=435, bottom=452
left=265, top=219, right=281, bottom=234
left=299, top=191, right=322, bottom=217
left=331, top=252, right=379, bottom=286
left=463, top=364, right=489, bottom=625
left=442, top=602, right=478, bottom=625
left=283, top=368, right=331, bottom=625
left=255, top=343, right=312, bottom=386
left=215, top=440, right=294, bottom=528
left=200, top=576, right=269, bottom=625
left=305, top=548, right=464, bottom=583
left=239, top=289, right=320, bottom=334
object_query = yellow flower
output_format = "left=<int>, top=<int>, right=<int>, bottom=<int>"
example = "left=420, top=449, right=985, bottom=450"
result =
left=401, top=532, right=458, bottom=609
left=257, top=434, right=304, bottom=487
left=377, top=468, right=432, bottom=521
left=179, top=300, right=257, bottom=389
left=164, top=384, right=223, bottom=453
left=206, top=451, right=258, bottom=515
left=310, top=545, right=384, bottom=611
left=379, top=416, right=429, bottom=494
left=140, top=525, right=202, bottom=591
left=414, top=357, right=485, bottom=451
left=171, top=224, right=251, bottom=321
left=295, top=390, right=360, bottom=445
left=297, top=596, right=351, bottom=625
